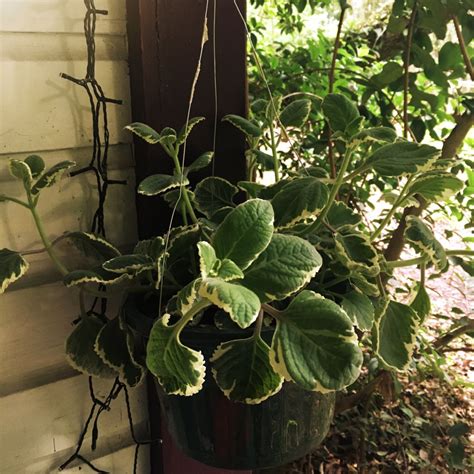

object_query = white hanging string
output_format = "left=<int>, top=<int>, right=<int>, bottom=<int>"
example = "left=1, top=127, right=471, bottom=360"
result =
left=158, top=0, right=211, bottom=316
left=232, top=0, right=309, bottom=175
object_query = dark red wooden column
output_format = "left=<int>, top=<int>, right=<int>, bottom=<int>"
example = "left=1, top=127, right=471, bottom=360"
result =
left=126, top=0, right=248, bottom=237
left=126, top=1, right=249, bottom=473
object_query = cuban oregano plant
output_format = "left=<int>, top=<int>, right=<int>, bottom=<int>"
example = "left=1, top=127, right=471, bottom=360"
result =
left=1, top=93, right=472, bottom=404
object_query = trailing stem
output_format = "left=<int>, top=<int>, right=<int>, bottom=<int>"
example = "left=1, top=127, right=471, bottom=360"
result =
left=300, top=145, right=356, bottom=236
left=327, top=4, right=347, bottom=179
left=27, top=193, right=68, bottom=276
left=403, top=2, right=417, bottom=139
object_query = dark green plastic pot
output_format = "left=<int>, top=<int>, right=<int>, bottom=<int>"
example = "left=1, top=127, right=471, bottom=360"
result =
left=125, top=297, right=335, bottom=470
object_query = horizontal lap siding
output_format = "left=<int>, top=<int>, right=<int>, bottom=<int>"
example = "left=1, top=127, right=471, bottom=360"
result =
left=0, top=1, right=148, bottom=472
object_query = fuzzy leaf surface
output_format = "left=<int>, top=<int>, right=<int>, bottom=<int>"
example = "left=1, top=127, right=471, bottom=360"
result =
left=65, top=316, right=118, bottom=378
left=280, top=99, right=311, bottom=128
left=270, top=291, right=362, bottom=392
left=146, top=314, right=206, bottom=396
left=322, top=94, right=360, bottom=133
left=405, top=216, right=447, bottom=270
left=222, top=114, right=262, bottom=138
left=0, top=249, right=29, bottom=294
left=213, top=199, right=274, bottom=270
left=271, top=177, right=329, bottom=229
left=199, top=278, right=261, bottom=329
left=407, top=172, right=464, bottom=201
left=95, top=317, right=145, bottom=387
left=241, top=234, right=322, bottom=303
left=375, top=301, right=419, bottom=371
left=138, top=174, right=188, bottom=196
left=341, top=290, right=375, bottom=331
left=365, top=142, right=439, bottom=176
left=194, top=177, right=238, bottom=218
left=211, top=336, right=283, bottom=404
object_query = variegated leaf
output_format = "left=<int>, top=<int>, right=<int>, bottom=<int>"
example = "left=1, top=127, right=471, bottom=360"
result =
left=138, top=174, right=188, bottom=196
left=405, top=216, right=447, bottom=270
left=199, top=278, right=261, bottom=329
left=67, top=232, right=121, bottom=262
left=194, top=177, right=238, bottom=219
left=0, top=249, right=29, bottom=294
left=146, top=314, right=206, bottom=396
left=211, top=336, right=284, bottom=404
left=271, top=177, right=329, bottom=230
left=241, top=234, right=322, bottom=303
left=176, top=117, right=206, bottom=145
left=406, top=172, right=464, bottom=201
left=270, top=291, right=362, bottom=392
left=31, top=161, right=76, bottom=195
left=64, top=268, right=131, bottom=287
left=103, top=254, right=155, bottom=274
left=222, top=114, right=262, bottom=138
left=125, top=122, right=161, bottom=144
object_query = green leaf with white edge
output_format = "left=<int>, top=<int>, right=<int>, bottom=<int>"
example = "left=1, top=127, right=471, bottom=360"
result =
left=375, top=301, right=419, bottom=371
left=213, top=199, right=274, bottom=270
left=241, top=234, right=322, bottom=303
left=67, top=232, right=121, bottom=262
left=194, top=177, right=238, bottom=218
left=159, top=127, right=177, bottom=146
left=215, top=259, right=244, bottom=281
left=197, top=242, right=218, bottom=278
left=103, top=254, right=154, bottom=274
left=199, top=278, right=261, bottom=329
left=405, top=216, right=447, bottom=271
left=327, top=202, right=362, bottom=228
left=351, top=273, right=380, bottom=297
left=95, top=317, right=145, bottom=387
left=270, top=291, right=362, bottom=392
left=177, top=279, right=202, bottom=317
left=164, top=189, right=196, bottom=214
left=341, top=290, right=375, bottom=331
left=31, top=160, right=76, bottom=195
left=133, top=236, right=165, bottom=260
left=271, top=177, right=329, bottom=230
left=146, top=313, right=206, bottom=396
left=65, top=316, right=118, bottom=378
left=280, top=99, right=311, bottom=128
left=177, top=117, right=206, bottom=145
left=125, top=122, right=161, bottom=144
left=322, top=93, right=360, bottom=133
left=353, top=127, right=397, bottom=144
left=335, top=226, right=380, bottom=277
left=382, top=191, right=419, bottom=208
left=9, top=159, right=33, bottom=187
left=211, top=336, right=284, bottom=404
left=167, top=224, right=200, bottom=264
left=238, top=181, right=265, bottom=198
left=222, top=114, right=262, bottom=138
left=138, top=174, right=188, bottom=196
left=185, top=152, right=214, bottom=175
left=64, top=267, right=131, bottom=287
left=266, top=96, right=283, bottom=123
left=24, top=155, right=45, bottom=178
left=410, top=283, right=431, bottom=323
left=0, top=249, right=29, bottom=294
left=406, top=172, right=464, bottom=201
left=365, top=142, right=440, bottom=177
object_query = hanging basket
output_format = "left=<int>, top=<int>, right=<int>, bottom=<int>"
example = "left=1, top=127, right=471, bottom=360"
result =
left=125, top=297, right=335, bottom=470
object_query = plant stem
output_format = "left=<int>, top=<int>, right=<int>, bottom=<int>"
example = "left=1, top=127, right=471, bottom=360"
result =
left=300, top=145, right=355, bottom=236
left=27, top=196, right=68, bottom=276
left=168, top=147, right=199, bottom=225
left=370, top=176, right=414, bottom=242
left=268, top=120, right=280, bottom=182
left=262, top=303, right=281, bottom=320
left=386, top=249, right=474, bottom=269
left=174, top=299, right=212, bottom=337
left=0, top=195, right=30, bottom=208
left=327, top=4, right=347, bottom=179
left=403, top=2, right=417, bottom=139
left=452, top=15, right=474, bottom=81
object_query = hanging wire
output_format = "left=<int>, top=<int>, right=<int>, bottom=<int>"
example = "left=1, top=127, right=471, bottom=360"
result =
left=58, top=2, right=156, bottom=472
left=157, top=0, right=212, bottom=318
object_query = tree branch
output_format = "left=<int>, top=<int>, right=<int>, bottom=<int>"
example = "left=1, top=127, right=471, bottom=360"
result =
left=433, top=319, right=474, bottom=350
left=384, top=111, right=473, bottom=262
left=452, top=15, right=474, bottom=81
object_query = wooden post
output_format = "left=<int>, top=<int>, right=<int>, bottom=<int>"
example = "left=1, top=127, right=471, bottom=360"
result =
left=126, top=1, right=249, bottom=473
left=126, top=0, right=248, bottom=237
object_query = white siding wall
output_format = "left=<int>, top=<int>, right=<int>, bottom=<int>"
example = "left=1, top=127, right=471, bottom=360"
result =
left=0, top=1, right=149, bottom=472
